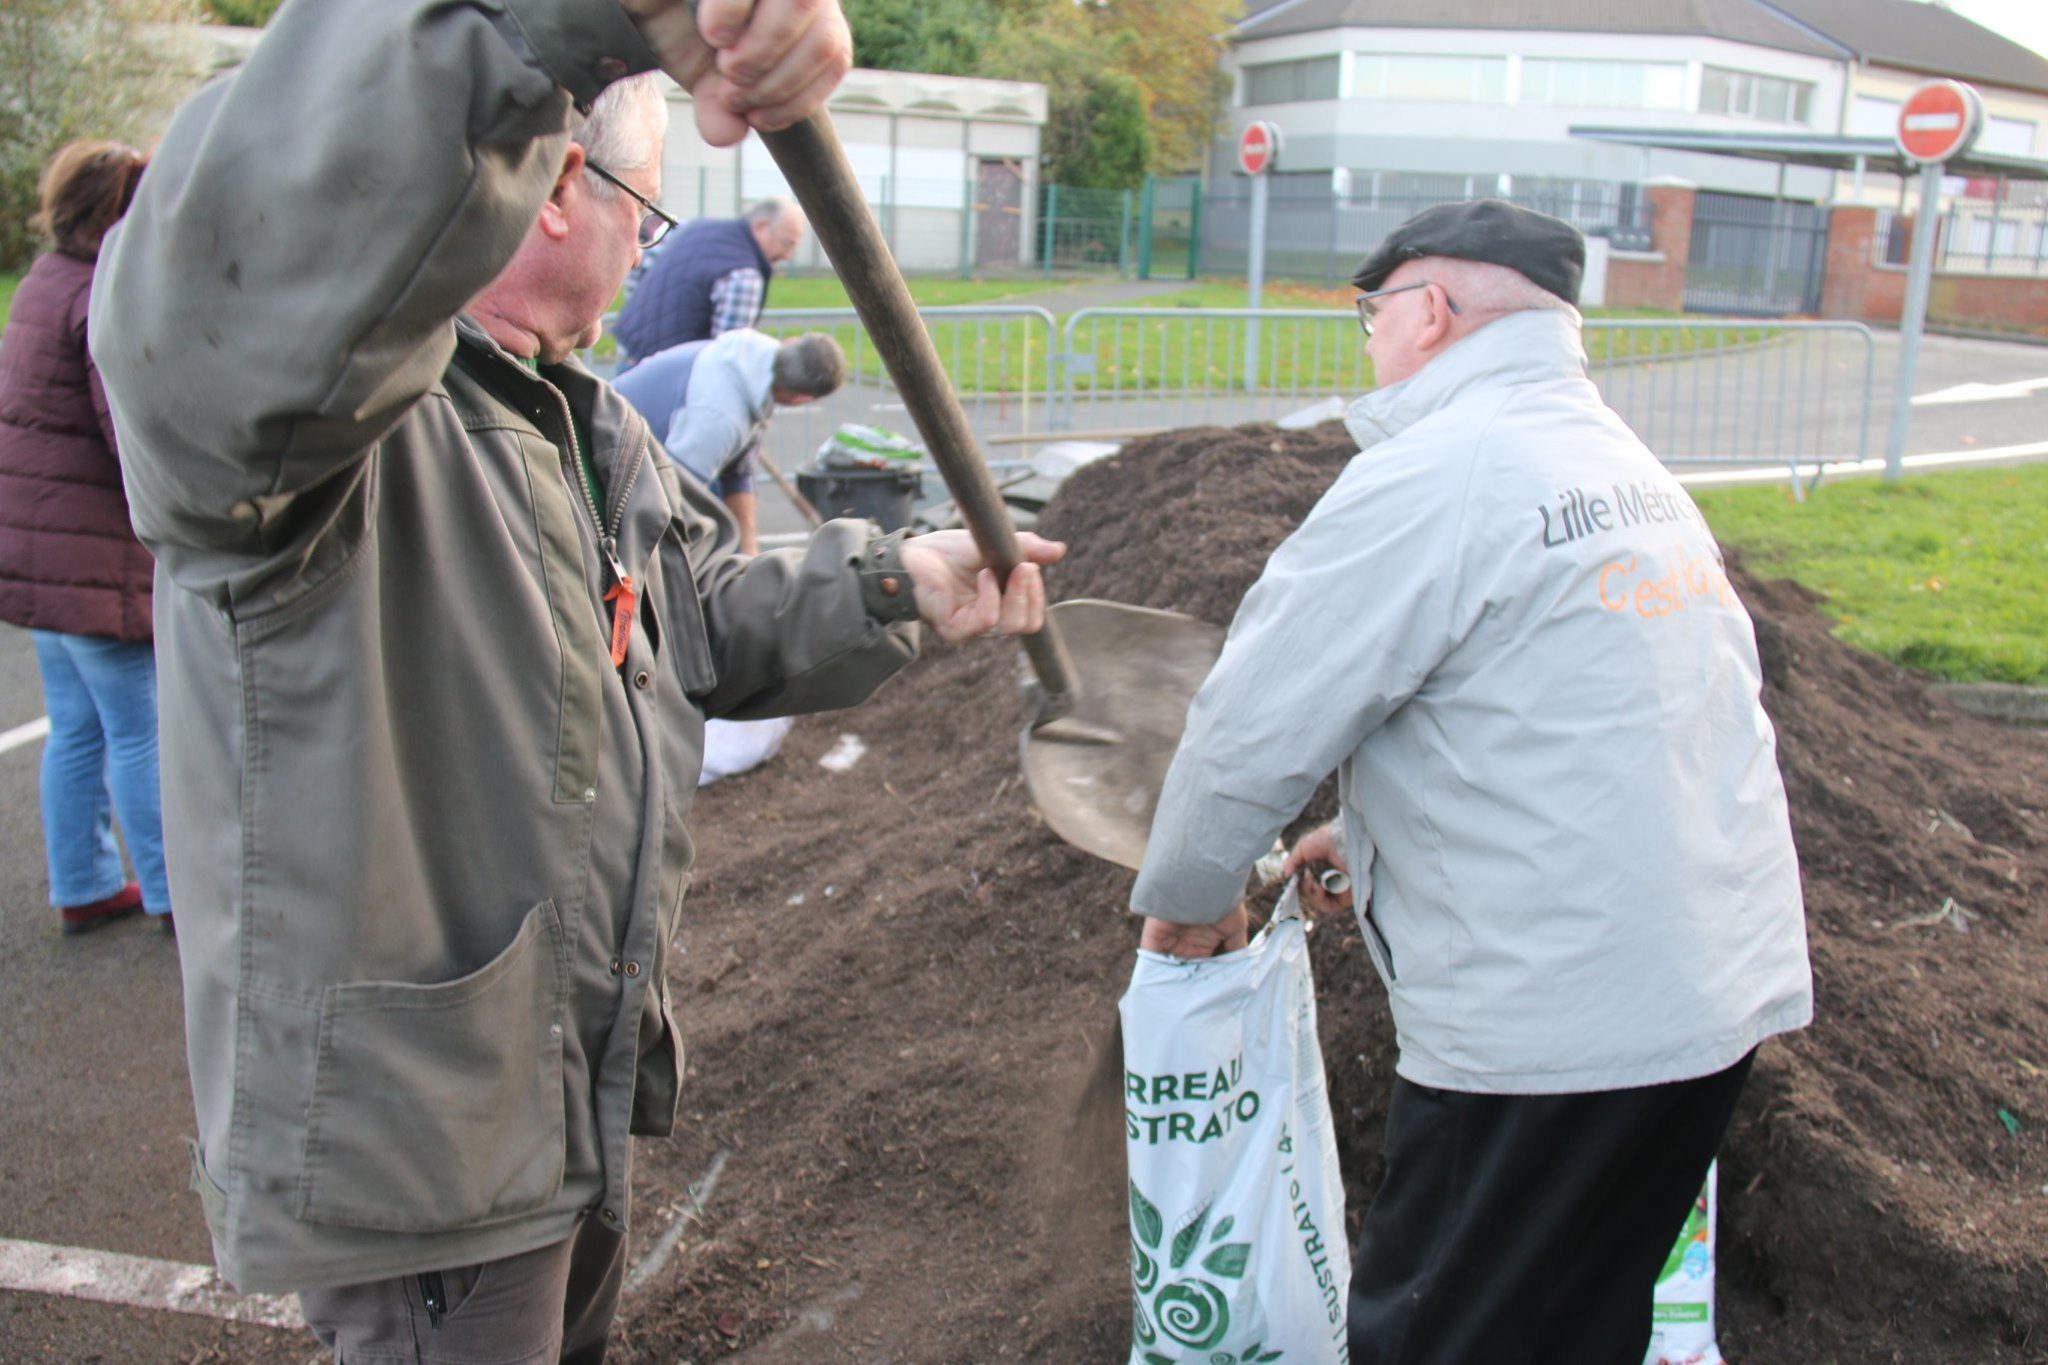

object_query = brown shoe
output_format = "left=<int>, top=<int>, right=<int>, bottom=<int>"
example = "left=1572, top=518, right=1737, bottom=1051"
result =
left=60, top=882, right=144, bottom=936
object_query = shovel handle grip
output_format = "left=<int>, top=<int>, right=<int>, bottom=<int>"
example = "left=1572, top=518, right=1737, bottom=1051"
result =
left=759, top=114, right=1076, bottom=719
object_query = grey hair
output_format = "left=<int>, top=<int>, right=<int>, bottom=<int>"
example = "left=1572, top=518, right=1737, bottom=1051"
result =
left=772, top=334, right=847, bottom=398
left=1413, top=256, right=1580, bottom=321
left=574, top=74, right=667, bottom=196
left=744, top=197, right=801, bottom=229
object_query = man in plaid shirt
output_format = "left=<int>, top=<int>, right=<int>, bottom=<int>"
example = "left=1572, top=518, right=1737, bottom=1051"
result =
left=613, top=198, right=805, bottom=363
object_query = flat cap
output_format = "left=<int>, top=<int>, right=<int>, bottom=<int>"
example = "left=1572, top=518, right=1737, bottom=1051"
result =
left=1351, top=199, right=1585, bottom=305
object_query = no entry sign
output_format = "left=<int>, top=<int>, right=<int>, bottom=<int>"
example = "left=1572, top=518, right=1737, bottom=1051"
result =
left=1238, top=121, right=1280, bottom=176
left=1896, top=80, right=1982, bottom=164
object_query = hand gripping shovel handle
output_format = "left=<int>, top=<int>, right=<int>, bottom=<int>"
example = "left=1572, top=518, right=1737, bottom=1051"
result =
left=759, top=114, right=1077, bottom=723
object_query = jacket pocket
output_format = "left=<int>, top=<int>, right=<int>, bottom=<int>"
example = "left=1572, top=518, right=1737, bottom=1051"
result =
left=296, top=901, right=568, bottom=1232
left=1355, top=902, right=1398, bottom=983
left=660, top=527, right=718, bottom=699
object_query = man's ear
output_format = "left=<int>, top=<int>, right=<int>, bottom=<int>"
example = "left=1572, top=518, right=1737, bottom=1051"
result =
left=538, top=142, right=588, bottom=243
left=1418, top=283, right=1459, bottom=351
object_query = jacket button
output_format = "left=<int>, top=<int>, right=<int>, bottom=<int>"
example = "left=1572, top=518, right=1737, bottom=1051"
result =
left=602, top=1208, right=619, bottom=1224
left=623, top=961, right=641, bottom=978
left=609, top=959, right=622, bottom=976
left=633, top=669, right=651, bottom=690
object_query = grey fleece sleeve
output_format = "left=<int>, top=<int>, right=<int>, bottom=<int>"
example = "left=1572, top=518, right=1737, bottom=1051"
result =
left=1130, top=441, right=1470, bottom=925
left=90, top=0, right=657, bottom=583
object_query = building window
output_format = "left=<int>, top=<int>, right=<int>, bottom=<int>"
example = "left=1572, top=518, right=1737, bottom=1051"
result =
left=1242, top=55, right=1341, bottom=105
left=1519, top=59, right=1685, bottom=110
left=1982, top=116, right=2038, bottom=157
left=1699, top=65, right=1814, bottom=124
left=1849, top=95, right=1900, bottom=137
left=1354, top=53, right=1507, bottom=103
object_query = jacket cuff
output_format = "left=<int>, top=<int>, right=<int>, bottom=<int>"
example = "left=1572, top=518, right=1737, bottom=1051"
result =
left=498, top=0, right=664, bottom=111
left=857, top=530, right=922, bottom=625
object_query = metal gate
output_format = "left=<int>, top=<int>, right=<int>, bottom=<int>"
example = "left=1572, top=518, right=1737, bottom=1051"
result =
left=1684, top=192, right=1828, bottom=315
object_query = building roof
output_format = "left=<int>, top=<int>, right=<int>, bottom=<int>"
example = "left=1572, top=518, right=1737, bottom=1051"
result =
left=1236, top=0, right=1844, bottom=59
left=1757, top=0, right=2048, bottom=97
left=1572, top=124, right=2048, bottom=178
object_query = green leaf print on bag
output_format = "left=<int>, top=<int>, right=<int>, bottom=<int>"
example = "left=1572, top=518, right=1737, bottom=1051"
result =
left=1132, top=1181, right=1165, bottom=1251
left=1170, top=1204, right=1213, bottom=1270
left=1134, top=1242, right=1160, bottom=1295
left=1154, top=1279, right=1231, bottom=1350
left=1202, top=1242, right=1252, bottom=1279
left=1128, top=1180, right=1285, bottom=1361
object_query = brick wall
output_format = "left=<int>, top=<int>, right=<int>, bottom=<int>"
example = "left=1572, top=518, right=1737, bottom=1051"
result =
left=1605, top=183, right=1694, bottom=311
left=1821, top=203, right=2048, bottom=335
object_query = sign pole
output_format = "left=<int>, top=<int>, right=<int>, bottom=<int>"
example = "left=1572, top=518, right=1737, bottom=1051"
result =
left=1884, top=159, right=1944, bottom=483
left=1884, top=79, right=1982, bottom=483
left=1246, top=172, right=1268, bottom=393
left=1236, top=121, right=1280, bottom=394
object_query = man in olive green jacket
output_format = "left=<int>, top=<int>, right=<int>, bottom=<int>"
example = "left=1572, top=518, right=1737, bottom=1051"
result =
left=91, top=0, right=1058, bottom=1354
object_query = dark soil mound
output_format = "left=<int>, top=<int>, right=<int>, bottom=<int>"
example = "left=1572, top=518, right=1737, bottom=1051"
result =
left=621, top=423, right=2047, bottom=1363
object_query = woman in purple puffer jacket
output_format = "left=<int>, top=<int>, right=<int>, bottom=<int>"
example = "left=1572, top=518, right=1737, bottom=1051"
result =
left=0, top=140, right=171, bottom=936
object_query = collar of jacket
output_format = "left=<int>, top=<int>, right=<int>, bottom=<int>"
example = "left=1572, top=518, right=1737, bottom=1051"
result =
left=1344, top=308, right=1589, bottom=450
left=450, top=315, right=675, bottom=574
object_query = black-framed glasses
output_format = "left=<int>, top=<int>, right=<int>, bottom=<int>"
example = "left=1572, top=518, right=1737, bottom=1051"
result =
left=1355, top=280, right=1461, bottom=336
left=585, top=160, right=678, bottom=250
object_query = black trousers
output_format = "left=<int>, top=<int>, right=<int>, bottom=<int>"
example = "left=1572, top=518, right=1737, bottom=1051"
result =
left=1348, top=1050, right=1755, bottom=1365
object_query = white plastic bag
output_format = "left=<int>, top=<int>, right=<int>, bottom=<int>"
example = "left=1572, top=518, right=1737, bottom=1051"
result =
left=1644, top=1162, right=1722, bottom=1365
left=1121, top=890, right=1350, bottom=1365
left=696, top=717, right=796, bottom=786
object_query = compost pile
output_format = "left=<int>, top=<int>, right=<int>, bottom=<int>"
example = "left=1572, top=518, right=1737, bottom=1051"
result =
left=620, top=422, right=2047, bottom=1364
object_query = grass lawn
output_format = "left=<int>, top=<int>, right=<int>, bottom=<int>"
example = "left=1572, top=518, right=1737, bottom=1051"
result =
left=1695, top=464, right=2048, bottom=685
left=0, top=271, right=19, bottom=332
left=767, top=274, right=1073, bottom=311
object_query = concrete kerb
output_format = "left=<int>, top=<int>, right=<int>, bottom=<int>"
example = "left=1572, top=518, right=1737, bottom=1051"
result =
left=1934, top=683, right=2048, bottom=730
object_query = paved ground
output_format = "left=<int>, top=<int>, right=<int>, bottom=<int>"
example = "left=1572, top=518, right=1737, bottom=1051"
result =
left=0, top=326, right=2042, bottom=1357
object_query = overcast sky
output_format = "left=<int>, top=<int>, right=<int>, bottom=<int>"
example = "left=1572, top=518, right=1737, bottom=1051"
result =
left=1934, top=0, right=2048, bottom=60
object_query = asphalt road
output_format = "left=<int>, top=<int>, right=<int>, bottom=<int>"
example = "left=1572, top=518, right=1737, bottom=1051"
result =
left=0, top=328, right=2042, bottom=1358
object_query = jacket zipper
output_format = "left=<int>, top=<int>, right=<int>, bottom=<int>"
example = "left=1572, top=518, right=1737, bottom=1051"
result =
left=542, top=386, right=647, bottom=598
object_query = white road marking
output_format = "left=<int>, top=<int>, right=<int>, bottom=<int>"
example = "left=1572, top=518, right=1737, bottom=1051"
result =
left=0, top=1237, right=304, bottom=1329
left=0, top=716, right=50, bottom=756
left=624, top=1148, right=729, bottom=1295
left=1913, top=376, right=2048, bottom=406
left=1675, top=438, right=2048, bottom=490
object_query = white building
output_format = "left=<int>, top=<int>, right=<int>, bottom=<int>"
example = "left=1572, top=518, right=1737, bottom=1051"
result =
left=1222, top=0, right=2048, bottom=205
left=660, top=69, right=1048, bottom=274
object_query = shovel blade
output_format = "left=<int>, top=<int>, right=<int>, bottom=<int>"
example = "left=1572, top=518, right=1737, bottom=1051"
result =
left=1021, top=599, right=1225, bottom=871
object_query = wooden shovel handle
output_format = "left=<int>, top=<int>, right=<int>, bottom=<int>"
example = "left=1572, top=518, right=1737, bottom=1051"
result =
left=759, top=113, right=1076, bottom=719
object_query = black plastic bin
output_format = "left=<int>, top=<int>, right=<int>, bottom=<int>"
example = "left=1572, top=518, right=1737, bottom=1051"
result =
left=795, top=464, right=924, bottom=532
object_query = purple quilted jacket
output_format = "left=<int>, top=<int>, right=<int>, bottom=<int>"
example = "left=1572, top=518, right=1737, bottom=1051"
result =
left=0, top=250, right=154, bottom=642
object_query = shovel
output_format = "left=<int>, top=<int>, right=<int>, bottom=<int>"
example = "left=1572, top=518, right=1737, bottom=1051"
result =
left=759, top=114, right=1223, bottom=869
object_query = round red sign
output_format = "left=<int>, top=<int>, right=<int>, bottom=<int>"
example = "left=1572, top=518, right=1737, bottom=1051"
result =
left=1238, top=121, right=1280, bottom=177
left=1896, top=80, right=1982, bottom=164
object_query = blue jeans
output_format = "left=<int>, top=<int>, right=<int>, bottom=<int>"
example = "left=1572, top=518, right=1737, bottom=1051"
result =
left=31, top=631, right=170, bottom=916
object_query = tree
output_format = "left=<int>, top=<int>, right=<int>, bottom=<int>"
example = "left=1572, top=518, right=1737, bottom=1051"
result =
left=1046, top=71, right=1152, bottom=190
left=1094, top=0, right=1234, bottom=174
left=843, top=0, right=997, bottom=76
left=202, top=0, right=282, bottom=25
left=203, top=0, right=282, bottom=24
left=0, top=0, right=206, bottom=269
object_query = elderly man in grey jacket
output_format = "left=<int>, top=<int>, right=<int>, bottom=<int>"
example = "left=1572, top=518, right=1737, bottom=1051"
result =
left=1134, top=202, right=1811, bottom=1365
left=90, top=0, right=1059, bottom=1358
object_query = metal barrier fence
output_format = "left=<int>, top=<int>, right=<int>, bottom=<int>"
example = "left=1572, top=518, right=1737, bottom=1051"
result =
left=1878, top=201, right=2048, bottom=278
left=715, top=309, right=1875, bottom=512
left=1582, top=320, right=1876, bottom=487
left=1055, top=311, right=1875, bottom=488
left=749, top=305, right=1060, bottom=481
